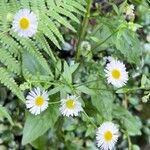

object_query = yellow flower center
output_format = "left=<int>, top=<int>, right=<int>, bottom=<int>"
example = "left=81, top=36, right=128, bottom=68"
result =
left=19, top=17, right=30, bottom=29
left=104, top=131, right=113, bottom=142
left=66, top=99, right=75, bottom=109
left=35, top=96, right=44, bottom=106
left=112, top=69, right=121, bottom=79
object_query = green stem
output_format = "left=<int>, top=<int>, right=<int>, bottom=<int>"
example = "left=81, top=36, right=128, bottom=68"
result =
left=75, top=78, right=105, bottom=88
left=127, top=132, right=132, bottom=150
left=123, top=95, right=132, bottom=149
left=83, top=110, right=97, bottom=129
left=76, top=0, right=92, bottom=61
left=48, top=101, right=61, bottom=105
left=123, top=94, right=128, bottom=109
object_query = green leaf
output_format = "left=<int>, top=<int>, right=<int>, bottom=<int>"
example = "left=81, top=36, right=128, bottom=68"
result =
left=62, top=61, right=72, bottom=84
left=22, top=51, right=49, bottom=76
left=132, top=145, right=140, bottom=150
left=141, top=74, right=150, bottom=88
left=48, top=86, right=61, bottom=95
left=22, top=51, right=53, bottom=81
left=70, top=63, right=79, bottom=74
left=91, top=91, right=114, bottom=121
left=116, top=87, right=130, bottom=94
left=0, top=105, right=14, bottom=125
left=141, top=74, right=147, bottom=88
left=112, top=4, right=119, bottom=15
left=113, top=105, right=142, bottom=136
left=22, top=105, right=59, bottom=145
left=85, top=125, right=95, bottom=137
left=76, top=85, right=95, bottom=95
left=31, top=135, right=47, bottom=150
left=115, top=29, right=142, bottom=64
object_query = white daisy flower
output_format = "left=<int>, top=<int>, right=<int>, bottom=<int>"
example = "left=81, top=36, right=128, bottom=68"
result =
left=59, top=95, right=83, bottom=117
left=26, top=87, right=49, bottom=115
left=105, top=59, right=128, bottom=88
left=96, top=122, right=119, bottom=150
left=12, top=9, right=38, bottom=37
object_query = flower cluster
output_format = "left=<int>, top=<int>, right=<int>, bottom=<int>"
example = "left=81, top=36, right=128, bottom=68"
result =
left=25, top=87, right=119, bottom=150
left=25, top=58, right=126, bottom=150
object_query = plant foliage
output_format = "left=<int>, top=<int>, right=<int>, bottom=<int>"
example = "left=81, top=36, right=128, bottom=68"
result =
left=0, top=0, right=150, bottom=149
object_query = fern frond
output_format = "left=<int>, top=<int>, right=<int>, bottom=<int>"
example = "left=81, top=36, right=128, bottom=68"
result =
left=0, top=0, right=86, bottom=101
left=0, top=34, right=20, bottom=57
left=34, top=33, right=56, bottom=62
left=65, top=0, right=86, bottom=12
left=0, top=48, right=21, bottom=75
left=0, top=67, right=25, bottom=102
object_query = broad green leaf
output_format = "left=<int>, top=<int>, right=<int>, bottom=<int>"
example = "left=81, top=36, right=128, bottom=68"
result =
left=22, top=51, right=53, bottom=82
left=62, top=61, right=72, bottom=84
left=92, top=24, right=113, bottom=51
left=22, top=105, right=59, bottom=145
left=115, top=29, right=142, bottom=64
left=113, top=105, right=142, bottom=136
left=31, top=135, right=47, bottom=150
left=22, top=51, right=49, bottom=76
left=76, top=85, right=95, bottom=95
left=0, top=105, right=13, bottom=125
left=91, top=91, right=114, bottom=121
